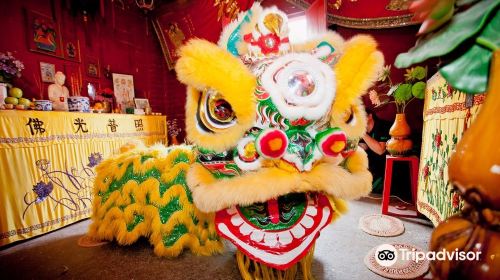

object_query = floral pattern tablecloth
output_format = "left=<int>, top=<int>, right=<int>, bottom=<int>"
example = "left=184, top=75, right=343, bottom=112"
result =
left=0, top=110, right=167, bottom=245
left=417, top=73, right=485, bottom=226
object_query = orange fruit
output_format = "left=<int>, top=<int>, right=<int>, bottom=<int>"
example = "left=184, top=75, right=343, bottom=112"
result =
left=94, top=102, right=103, bottom=109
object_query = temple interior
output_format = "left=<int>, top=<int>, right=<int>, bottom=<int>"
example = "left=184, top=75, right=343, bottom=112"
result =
left=0, top=1, right=498, bottom=279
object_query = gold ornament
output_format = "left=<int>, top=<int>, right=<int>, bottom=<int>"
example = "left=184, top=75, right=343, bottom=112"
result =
left=263, top=13, right=283, bottom=35
left=214, top=0, right=240, bottom=22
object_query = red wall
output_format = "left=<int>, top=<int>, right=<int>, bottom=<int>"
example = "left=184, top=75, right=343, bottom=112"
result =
left=0, top=0, right=187, bottom=137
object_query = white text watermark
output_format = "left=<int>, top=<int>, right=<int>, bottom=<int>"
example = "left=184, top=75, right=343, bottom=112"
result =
left=375, top=244, right=481, bottom=267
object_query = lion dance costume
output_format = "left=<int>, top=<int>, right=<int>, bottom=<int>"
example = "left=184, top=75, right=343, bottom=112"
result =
left=86, top=3, right=383, bottom=279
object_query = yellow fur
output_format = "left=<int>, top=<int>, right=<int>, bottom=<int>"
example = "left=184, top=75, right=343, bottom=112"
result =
left=187, top=149, right=372, bottom=212
left=330, top=97, right=368, bottom=140
left=176, top=39, right=257, bottom=152
left=333, top=35, right=384, bottom=113
left=328, top=196, right=348, bottom=223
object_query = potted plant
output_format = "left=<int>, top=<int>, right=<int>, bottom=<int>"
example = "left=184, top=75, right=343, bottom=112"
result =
left=369, top=65, right=427, bottom=156
left=0, top=51, right=24, bottom=84
left=167, top=118, right=181, bottom=145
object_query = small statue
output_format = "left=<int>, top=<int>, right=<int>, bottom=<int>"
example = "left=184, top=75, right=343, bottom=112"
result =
left=48, top=71, right=69, bottom=111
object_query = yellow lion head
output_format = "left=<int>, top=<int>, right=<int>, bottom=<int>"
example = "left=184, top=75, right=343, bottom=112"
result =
left=175, top=4, right=383, bottom=214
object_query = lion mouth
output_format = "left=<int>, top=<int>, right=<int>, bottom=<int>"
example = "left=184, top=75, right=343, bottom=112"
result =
left=215, top=192, right=333, bottom=270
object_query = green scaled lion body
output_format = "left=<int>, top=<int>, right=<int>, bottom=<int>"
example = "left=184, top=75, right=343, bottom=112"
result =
left=87, top=144, right=222, bottom=257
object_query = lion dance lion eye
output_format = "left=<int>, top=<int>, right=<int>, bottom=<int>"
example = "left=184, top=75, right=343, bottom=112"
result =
left=343, top=106, right=357, bottom=126
left=211, top=99, right=234, bottom=122
left=196, top=88, right=237, bottom=133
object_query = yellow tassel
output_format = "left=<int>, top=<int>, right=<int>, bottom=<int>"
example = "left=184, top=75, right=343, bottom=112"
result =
left=235, top=245, right=315, bottom=280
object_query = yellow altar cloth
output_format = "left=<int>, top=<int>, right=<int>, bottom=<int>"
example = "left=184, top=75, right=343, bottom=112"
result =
left=0, top=110, right=167, bottom=245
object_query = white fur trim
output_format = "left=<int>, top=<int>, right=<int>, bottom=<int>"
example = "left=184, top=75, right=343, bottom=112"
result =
left=260, top=53, right=335, bottom=120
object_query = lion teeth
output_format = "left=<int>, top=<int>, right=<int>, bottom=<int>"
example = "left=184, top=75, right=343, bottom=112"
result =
left=278, top=230, right=293, bottom=245
left=250, top=230, right=265, bottom=242
left=231, top=215, right=244, bottom=226
left=300, top=215, right=314, bottom=229
left=305, top=206, right=317, bottom=216
left=291, top=224, right=305, bottom=238
left=264, top=233, right=278, bottom=247
left=239, top=223, right=254, bottom=235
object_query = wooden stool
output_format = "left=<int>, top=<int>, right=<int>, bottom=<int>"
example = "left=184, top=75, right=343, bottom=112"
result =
left=381, top=155, right=419, bottom=218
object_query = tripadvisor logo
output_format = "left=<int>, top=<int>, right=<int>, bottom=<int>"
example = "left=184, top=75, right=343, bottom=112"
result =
left=374, top=243, right=481, bottom=267
left=375, top=244, right=398, bottom=266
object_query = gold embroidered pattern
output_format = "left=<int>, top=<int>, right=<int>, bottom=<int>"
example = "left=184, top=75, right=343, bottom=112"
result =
left=328, top=14, right=418, bottom=29
left=0, top=209, right=91, bottom=240
left=386, top=0, right=411, bottom=11
left=424, top=94, right=486, bottom=117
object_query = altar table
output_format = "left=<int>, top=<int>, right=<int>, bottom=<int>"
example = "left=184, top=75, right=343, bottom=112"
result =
left=0, top=110, right=167, bottom=245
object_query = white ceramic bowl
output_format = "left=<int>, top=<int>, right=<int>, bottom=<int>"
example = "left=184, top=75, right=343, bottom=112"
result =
left=68, top=96, right=90, bottom=112
left=34, top=100, right=52, bottom=111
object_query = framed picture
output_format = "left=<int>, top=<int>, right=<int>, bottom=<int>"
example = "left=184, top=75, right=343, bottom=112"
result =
left=112, top=73, right=135, bottom=112
left=134, top=98, right=150, bottom=109
left=85, top=56, right=100, bottom=78
left=152, top=14, right=194, bottom=70
left=26, top=10, right=63, bottom=58
left=39, top=62, right=55, bottom=83
left=63, top=39, right=81, bottom=62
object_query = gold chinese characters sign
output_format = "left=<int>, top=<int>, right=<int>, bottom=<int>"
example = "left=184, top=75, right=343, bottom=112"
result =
left=0, top=110, right=167, bottom=245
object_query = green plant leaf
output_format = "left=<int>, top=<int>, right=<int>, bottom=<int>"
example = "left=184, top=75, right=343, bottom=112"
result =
left=394, top=84, right=413, bottom=103
left=439, top=12, right=499, bottom=94
left=440, top=45, right=491, bottom=94
left=395, top=0, right=500, bottom=68
left=412, top=81, right=427, bottom=99
left=414, top=66, right=427, bottom=80
left=476, top=11, right=500, bottom=51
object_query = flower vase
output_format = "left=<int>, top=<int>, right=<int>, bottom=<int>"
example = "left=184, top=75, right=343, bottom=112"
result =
left=170, top=135, right=180, bottom=146
left=386, top=113, right=413, bottom=156
left=429, top=51, right=500, bottom=280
